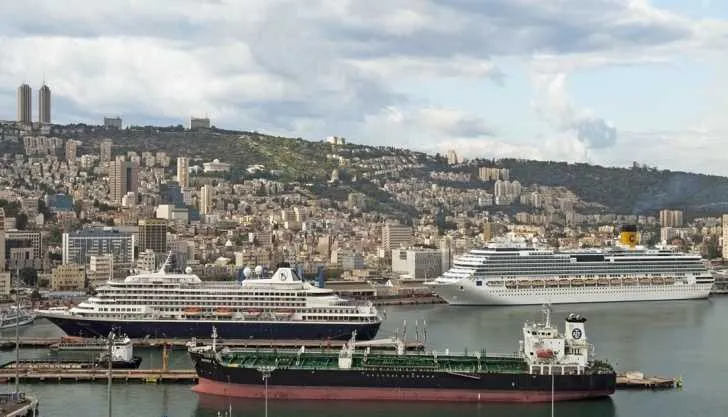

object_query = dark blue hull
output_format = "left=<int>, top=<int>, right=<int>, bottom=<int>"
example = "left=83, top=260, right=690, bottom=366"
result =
left=41, top=316, right=381, bottom=341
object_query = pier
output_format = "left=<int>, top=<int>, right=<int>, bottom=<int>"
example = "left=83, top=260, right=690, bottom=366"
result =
left=0, top=369, right=198, bottom=385
left=616, top=371, right=682, bottom=389
left=0, top=337, right=425, bottom=352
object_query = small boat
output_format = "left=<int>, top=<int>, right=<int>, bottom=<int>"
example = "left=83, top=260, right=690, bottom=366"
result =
left=531, top=280, right=545, bottom=287
left=244, top=309, right=262, bottom=317
left=584, top=279, right=597, bottom=286
left=623, top=278, right=637, bottom=285
left=273, top=309, right=295, bottom=318
left=610, top=278, right=622, bottom=285
left=0, top=307, right=35, bottom=330
left=571, top=279, right=585, bottom=287
left=651, top=278, right=665, bottom=285
left=215, top=308, right=233, bottom=316
left=558, top=279, right=571, bottom=287
left=597, top=278, right=609, bottom=286
left=184, top=307, right=202, bottom=315
left=505, top=281, right=517, bottom=289
left=517, top=280, right=532, bottom=288
left=638, top=278, right=652, bottom=285
left=664, top=277, right=676, bottom=285
left=546, top=279, right=559, bottom=287
left=536, top=348, right=554, bottom=359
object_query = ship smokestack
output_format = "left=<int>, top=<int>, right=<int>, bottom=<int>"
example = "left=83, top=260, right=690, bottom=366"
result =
left=618, top=224, right=638, bottom=248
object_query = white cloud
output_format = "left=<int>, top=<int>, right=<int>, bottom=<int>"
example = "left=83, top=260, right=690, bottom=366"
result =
left=1, top=0, right=728, bottom=174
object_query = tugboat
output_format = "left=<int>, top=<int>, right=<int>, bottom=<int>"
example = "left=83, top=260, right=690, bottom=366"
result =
left=2, top=334, right=142, bottom=370
left=0, top=306, right=35, bottom=330
left=190, top=306, right=616, bottom=402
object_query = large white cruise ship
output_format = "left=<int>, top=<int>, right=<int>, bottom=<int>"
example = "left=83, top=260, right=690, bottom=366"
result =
left=36, top=260, right=381, bottom=340
left=427, top=226, right=714, bottom=305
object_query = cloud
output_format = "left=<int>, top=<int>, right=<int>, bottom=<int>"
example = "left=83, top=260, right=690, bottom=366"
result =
left=1, top=0, right=728, bottom=175
left=531, top=73, right=617, bottom=149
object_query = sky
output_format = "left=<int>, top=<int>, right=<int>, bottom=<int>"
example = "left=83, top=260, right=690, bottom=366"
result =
left=2, top=0, right=728, bottom=175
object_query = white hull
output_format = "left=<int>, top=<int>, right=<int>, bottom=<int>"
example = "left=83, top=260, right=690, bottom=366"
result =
left=0, top=315, right=35, bottom=330
left=431, top=281, right=713, bottom=306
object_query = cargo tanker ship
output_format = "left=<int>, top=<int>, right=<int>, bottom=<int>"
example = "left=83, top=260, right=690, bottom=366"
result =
left=190, top=307, right=616, bottom=402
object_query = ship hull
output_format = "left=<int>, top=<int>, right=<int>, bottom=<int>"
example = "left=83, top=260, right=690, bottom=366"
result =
left=39, top=314, right=381, bottom=340
left=193, top=360, right=615, bottom=403
left=431, top=281, right=713, bottom=306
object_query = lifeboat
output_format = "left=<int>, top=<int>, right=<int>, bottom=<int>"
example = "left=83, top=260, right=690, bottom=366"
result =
left=609, top=278, right=622, bottom=285
left=597, top=278, right=609, bottom=286
left=546, top=279, right=559, bottom=287
left=531, top=280, right=545, bottom=287
left=215, top=307, right=233, bottom=316
left=184, top=307, right=202, bottom=315
left=558, top=279, right=570, bottom=287
left=571, top=279, right=585, bottom=287
left=638, top=278, right=652, bottom=285
left=536, top=348, right=554, bottom=359
left=622, top=278, right=637, bottom=285
left=664, top=277, right=676, bottom=285
left=584, top=279, right=597, bottom=286
left=517, top=280, right=532, bottom=288
left=273, top=309, right=295, bottom=317
left=651, top=278, right=665, bottom=285
left=505, top=281, right=517, bottom=289
left=244, top=309, right=263, bottom=318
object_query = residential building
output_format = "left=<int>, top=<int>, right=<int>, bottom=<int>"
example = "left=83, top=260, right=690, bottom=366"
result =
left=659, top=209, right=684, bottom=228
left=0, top=272, right=10, bottom=295
left=104, top=117, right=122, bottom=129
left=330, top=248, right=365, bottom=271
left=62, top=227, right=135, bottom=271
left=138, top=219, right=167, bottom=253
left=391, top=248, right=447, bottom=280
left=5, top=231, right=43, bottom=270
left=722, top=214, right=728, bottom=259
left=51, top=264, right=85, bottom=291
left=109, top=159, right=139, bottom=203
left=38, top=84, right=51, bottom=124
left=100, top=139, right=113, bottom=162
left=200, top=184, right=213, bottom=215
left=176, top=157, right=189, bottom=187
left=65, top=139, right=78, bottom=163
left=17, top=83, right=31, bottom=124
left=88, top=255, right=114, bottom=283
left=202, top=159, right=231, bottom=173
left=189, top=117, right=211, bottom=130
left=382, top=224, right=413, bottom=252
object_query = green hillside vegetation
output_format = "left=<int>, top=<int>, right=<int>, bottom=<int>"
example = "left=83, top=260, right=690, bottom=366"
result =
left=491, top=159, right=728, bottom=216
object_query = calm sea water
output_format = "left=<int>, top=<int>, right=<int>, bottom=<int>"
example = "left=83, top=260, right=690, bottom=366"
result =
left=1, top=297, right=726, bottom=416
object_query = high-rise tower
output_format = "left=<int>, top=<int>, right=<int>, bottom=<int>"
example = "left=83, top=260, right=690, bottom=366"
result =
left=17, top=84, right=32, bottom=123
left=38, top=84, right=51, bottom=124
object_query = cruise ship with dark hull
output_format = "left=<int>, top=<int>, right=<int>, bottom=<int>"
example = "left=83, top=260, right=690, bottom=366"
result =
left=191, top=307, right=616, bottom=403
left=36, top=260, right=382, bottom=341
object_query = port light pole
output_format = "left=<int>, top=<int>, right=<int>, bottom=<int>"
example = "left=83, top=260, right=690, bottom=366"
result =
left=107, top=330, right=115, bottom=417
left=257, top=366, right=276, bottom=417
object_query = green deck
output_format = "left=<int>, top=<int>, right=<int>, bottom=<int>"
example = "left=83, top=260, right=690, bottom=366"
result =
left=219, top=349, right=529, bottom=374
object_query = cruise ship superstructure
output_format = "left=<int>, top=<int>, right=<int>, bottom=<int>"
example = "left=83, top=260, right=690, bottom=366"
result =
left=35, top=261, right=381, bottom=340
left=427, top=226, right=714, bottom=305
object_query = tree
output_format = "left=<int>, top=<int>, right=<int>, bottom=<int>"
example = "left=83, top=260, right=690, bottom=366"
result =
left=15, top=213, right=28, bottom=230
left=48, top=227, right=63, bottom=246
left=19, top=267, right=38, bottom=287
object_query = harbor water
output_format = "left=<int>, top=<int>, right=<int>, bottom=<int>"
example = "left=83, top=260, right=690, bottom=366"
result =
left=0, top=297, right=726, bottom=416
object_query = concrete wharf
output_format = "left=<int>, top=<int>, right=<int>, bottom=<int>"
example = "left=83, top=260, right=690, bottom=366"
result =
left=0, top=369, right=197, bottom=384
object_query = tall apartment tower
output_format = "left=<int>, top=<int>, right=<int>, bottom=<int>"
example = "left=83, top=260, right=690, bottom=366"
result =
left=138, top=219, right=168, bottom=253
left=65, top=140, right=78, bottom=163
left=177, top=157, right=189, bottom=187
left=17, top=84, right=32, bottom=124
left=38, top=84, right=51, bottom=124
left=382, top=224, right=414, bottom=252
left=200, top=184, right=213, bottom=215
left=109, top=160, right=139, bottom=204
left=100, top=139, right=113, bottom=162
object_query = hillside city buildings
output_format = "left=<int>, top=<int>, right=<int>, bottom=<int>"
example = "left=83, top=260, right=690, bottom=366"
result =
left=0, top=115, right=725, bottom=297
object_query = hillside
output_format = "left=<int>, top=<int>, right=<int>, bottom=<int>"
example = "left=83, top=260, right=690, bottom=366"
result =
left=493, top=159, right=728, bottom=216
left=6, top=123, right=728, bottom=218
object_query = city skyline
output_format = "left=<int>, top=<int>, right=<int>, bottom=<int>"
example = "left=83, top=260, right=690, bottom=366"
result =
left=1, top=1, right=728, bottom=175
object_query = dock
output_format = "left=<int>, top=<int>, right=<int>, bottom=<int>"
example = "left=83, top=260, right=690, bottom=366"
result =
left=0, top=393, right=39, bottom=417
left=616, top=371, right=682, bottom=390
left=0, top=337, right=425, bottom=352
left=0, top=369, right=198, bottom=384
